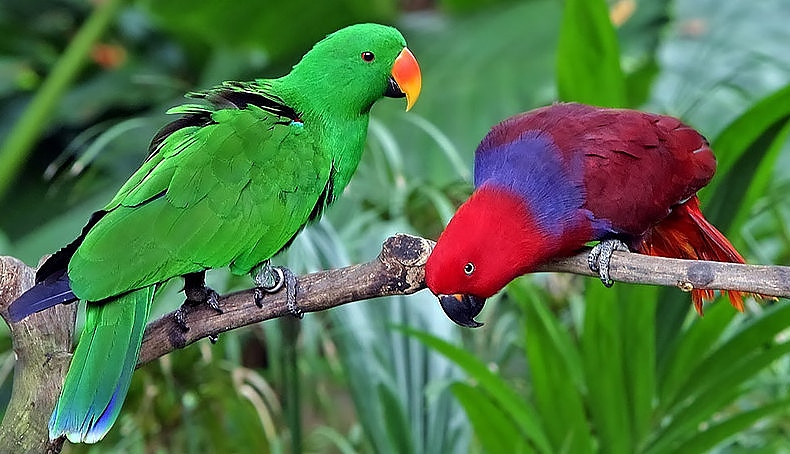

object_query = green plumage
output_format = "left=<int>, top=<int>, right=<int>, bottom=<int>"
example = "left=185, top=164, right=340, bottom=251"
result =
left=50, top=287, right=153, bottom=443
left=70, top=102, right=330, bottom=298
left=41, top=23, right=416, bottom=443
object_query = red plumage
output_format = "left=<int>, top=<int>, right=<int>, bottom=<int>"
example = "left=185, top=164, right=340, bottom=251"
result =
left=636, top=196, right=746, bottom=313
left=426, top=103, right=755, bottom=326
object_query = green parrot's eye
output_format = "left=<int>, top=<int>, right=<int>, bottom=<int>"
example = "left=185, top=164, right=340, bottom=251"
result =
left=464, top=262, right=475, bottom=276
left=361, top=51, right=375, bottom=62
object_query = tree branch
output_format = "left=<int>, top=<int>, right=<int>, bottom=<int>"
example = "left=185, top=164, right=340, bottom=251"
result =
left=138, top=233, right=433, bottom=365
left=536, top=249, right=790, bottom=298
left=2, top=233, right=790, bottom=453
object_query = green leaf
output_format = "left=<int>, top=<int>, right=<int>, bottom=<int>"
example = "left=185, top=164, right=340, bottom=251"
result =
left=703, top=84, right=790, bottom=234
left=405, top=328, right=553, bottom=454
left=580, top=282, right=656, bottom=453
left=510, top=282, right=593, bottom=454
left=450, top=382, right=531, bottom=453
left=377, top=382, right=415, bottom=454
left=723, top=120, right=790, bottom=243
left=556, top=0, right=626, bottom=106
left=669, top=303, right=790, bottom=413
left=137, top=0, right=398, bottom=62
left=710, top=84, right=790, bottom=181
left=647, top=341, right=790, bottom=454
left=616, top=285, right=658, bottom=447
left=656, top=300, right=735, bottom=414
left=645, top=396, right=790, bottom=454
left=675, top=398, right=790, bottom=454
left=617, top=0, right=669, bottom=106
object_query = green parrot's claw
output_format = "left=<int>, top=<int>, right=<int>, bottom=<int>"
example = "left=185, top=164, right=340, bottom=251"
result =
left=262, top=267, right=286, bottom=293
left=588, top=239, right=630, bottom=288
left=174, top=309, right=189, bottom=332
left=176, top=271, right=223, bottom=331
left=254, top=265, right=302, bottom=319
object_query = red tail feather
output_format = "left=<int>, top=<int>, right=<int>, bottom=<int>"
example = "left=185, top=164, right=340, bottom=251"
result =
left=634, top=196, right=748, bottom=315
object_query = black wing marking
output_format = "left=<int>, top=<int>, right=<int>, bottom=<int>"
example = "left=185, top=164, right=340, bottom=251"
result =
left=36, top=210, right=107, bottom=283
left=9, top=210, right=107, bottom=321
left=201, top=81, right=301, bottom=121
left=146, top=81, right=301, bottom=161
left=147, top=112, right=215, bottom=161
left=307, top=165, right=336, bottom=223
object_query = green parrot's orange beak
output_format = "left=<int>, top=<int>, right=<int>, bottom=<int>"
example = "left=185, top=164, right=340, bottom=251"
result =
left=390, top=47, right=421, bottom=111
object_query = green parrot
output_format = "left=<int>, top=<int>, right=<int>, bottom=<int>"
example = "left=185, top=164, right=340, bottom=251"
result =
left=9, top=23, right=421, bottom=444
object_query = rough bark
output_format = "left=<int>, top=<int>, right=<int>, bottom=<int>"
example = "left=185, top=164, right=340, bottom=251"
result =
left=1, top=233, right=790, bottom=453
left=0, top=257, right=74, bottom=454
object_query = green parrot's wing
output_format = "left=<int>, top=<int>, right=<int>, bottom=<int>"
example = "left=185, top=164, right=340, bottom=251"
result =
left=69, top=87, right=331, bottom=301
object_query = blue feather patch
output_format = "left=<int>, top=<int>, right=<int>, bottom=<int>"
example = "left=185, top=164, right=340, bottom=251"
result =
left=474, top=131, right=583, bottom=234
left=474, top=130, right=611, bottom=238
left=8, top=273, right=77, bottom=322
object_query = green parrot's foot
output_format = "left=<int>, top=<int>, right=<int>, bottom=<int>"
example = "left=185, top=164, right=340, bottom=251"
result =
left=588, top=239, right=630, bottom=288
left=175, top=272, right=224, bottom=332
left=184, top=286, right=222, bottom=312
left=253, top=265, right=302, bottom=318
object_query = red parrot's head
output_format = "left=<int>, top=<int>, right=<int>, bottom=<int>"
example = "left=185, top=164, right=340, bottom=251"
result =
left=425, top=185, right=554, bottom=327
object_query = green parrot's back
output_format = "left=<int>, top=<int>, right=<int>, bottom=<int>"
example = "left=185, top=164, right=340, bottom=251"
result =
left=69, top=102, right=337, bottom=300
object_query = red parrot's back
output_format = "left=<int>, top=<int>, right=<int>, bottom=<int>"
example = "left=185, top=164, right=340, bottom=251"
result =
left=426, top=103, right=752, bottom=326
left=484, top=103, right=717, bottom=238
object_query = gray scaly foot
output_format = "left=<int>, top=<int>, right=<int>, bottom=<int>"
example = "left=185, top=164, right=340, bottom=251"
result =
left=587, top=239, right=630, bottom=288
left=253, top=262, right=301, bottom=318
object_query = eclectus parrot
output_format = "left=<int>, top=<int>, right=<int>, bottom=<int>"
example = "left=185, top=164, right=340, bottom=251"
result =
left=9, top=23, right=421, bottom=443
left=425, top=103, right=753, bottom=328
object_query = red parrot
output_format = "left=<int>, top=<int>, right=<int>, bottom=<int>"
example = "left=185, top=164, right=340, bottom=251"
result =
left=424, top=103, right=752, bottom=327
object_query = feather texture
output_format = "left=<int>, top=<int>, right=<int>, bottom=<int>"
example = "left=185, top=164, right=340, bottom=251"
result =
left=49, top=286, right=154, bottom=443
left=426, top=102, right=752, bottom=313
left=7, top=271, right=76, bottom=321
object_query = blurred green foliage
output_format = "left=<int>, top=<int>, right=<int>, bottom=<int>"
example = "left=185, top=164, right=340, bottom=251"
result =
left=1, top=0, right=790, bottom=452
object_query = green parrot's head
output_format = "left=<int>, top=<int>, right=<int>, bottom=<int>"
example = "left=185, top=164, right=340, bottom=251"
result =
left=289, top=23, right=421, bottom=116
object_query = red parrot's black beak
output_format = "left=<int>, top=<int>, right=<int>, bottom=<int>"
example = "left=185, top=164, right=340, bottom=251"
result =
left=437, top=293, right=485, bottom=328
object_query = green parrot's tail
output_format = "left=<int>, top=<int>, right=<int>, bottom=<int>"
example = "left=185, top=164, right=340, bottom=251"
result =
left=49, top=286, right=154, bottom=443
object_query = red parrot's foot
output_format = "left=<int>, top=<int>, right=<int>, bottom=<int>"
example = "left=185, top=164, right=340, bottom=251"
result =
left=588, top=239, right=630, bottom=287
left=254, top=263, right=302, bottom=318
left=175, top=271, right=223, bottom=332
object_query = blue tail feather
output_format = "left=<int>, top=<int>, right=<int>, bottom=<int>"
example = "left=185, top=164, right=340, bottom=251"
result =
left=48, top=286, right=154, bottom=443
left=8, top=273, right=77, bottom=322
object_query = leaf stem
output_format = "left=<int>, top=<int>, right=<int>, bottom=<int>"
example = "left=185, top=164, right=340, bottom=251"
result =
left=0, top=0, right=125, bottom=199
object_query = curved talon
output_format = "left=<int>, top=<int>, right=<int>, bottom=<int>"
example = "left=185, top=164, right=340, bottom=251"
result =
left=174, top=309, right=189, bottom=332
left=178, top=272, right=223, bottom=330
left=263, top=267, right=285, bottom=293
left=253, top=265, right=302, bottom=318
left=204, top=289, right=223, bottom=314
left=588, top=239, right=630, bottom=287
left=587, top=246, right=601, bottom=272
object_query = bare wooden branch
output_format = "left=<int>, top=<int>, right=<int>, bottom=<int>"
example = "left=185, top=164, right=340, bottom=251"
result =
left=536, top=248, right=790, bottom=299
left=137, top=233, right=432, bottom=365
left=2, top=233, right=790, bottom=454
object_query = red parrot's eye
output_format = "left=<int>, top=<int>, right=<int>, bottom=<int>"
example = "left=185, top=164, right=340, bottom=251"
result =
left=464, top=262, right=475, bottom=276
left=361, top=51, right=375, bottom=62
